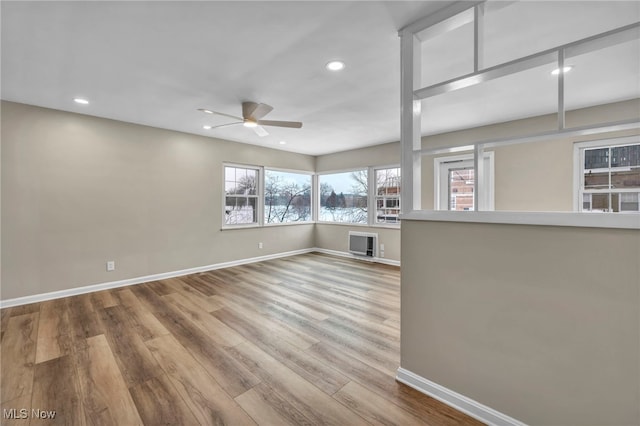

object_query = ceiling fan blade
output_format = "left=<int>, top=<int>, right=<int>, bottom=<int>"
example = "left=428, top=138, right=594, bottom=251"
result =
left=208, top=121, right=244, bottom=130
left=198, top=108, right=243, bottom=121
left=244, top=102, right=273, bottom=120
left=253, top=126, right=269, bottom=137
left=211, top=111, right=243, bottom=121
left=257, top=120, right=303, bottom=129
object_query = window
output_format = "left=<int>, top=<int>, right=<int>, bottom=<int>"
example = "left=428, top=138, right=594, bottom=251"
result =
left=435, top=153, right=494, bottom=211
left=375, top=167, right=401, bottom=223
left=318, top=170, right=368, bottom=223
left=264, top=170, right=312, bottom=223
left=577, top=138, right=640, bottom=213
left=224, top=165, right=259, bottom=226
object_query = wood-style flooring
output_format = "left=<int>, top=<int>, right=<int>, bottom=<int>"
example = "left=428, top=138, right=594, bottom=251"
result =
left=1, top=253, right=482, bottom=425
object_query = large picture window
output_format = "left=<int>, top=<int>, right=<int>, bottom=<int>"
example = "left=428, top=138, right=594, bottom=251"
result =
left=375, top=167, right=401, bottom=223
left=224, top=165, right=259, bottom=226
left=318, top=170, right=368, bottom=223
left=577, top=139, right=640, bottom=213
left=264, top=170, right=312, bottom=223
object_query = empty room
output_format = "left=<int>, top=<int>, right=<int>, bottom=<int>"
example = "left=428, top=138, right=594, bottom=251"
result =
left=1, top=1, right=639, bottom=425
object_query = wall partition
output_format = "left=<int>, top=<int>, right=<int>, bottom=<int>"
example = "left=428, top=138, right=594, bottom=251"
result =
left=399, top=1, right=640, bottom=227
left=397, top=2, right=640, bottom=426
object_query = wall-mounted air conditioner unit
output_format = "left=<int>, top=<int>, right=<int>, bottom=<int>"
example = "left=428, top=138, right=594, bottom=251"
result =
left=348, top=231, right=377, bottom=257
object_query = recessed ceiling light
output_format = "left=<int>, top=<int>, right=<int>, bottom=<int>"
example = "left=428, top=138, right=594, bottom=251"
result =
left=326, top=60, right=345, bottom=71
left=279, top=141, right=287, bottom=145
left=203, top=125, right=212, bottom=130
left=551, top=65, right=573, bottom=75
left=198, top=108, right=213, bottom=114
left=73, top=98, right=89, bottom=105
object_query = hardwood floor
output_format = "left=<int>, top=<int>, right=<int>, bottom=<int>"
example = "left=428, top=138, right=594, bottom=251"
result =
left=0, top=253, right=483, bottom=425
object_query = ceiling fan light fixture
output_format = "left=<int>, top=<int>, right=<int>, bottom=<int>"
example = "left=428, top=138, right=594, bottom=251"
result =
left=326, top=60, right=345, bottom=71
left=243, top=120, right=258, bottom=128
left=551, top=65, right=573, bottom=75
left=203, top=125, right=212, bottom=130
left=198, top=108, right=214, bottom=114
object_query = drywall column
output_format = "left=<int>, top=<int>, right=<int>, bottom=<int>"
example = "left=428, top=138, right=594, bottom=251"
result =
left=400, top=219, right=640, bottom=425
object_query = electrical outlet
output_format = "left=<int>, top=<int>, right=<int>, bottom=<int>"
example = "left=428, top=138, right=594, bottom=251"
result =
left=380, top=243, right=385, bottom=251
left=258, top=242, right=263, bottom=249
left=380, top=251, right=385, bottom=258
left=106, top=261, right=115, bottom=271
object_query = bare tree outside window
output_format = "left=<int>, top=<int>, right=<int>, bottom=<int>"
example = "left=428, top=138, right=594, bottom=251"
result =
left=264, top=170, right=312, bottom=223
left=319, top=170, right=368, bottom=223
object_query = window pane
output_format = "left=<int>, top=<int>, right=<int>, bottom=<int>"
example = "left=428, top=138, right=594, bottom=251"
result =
left=319, top=170, right=368, bottom=223
left=585, top=148, right=609, bottom=170
left=611, top=168, right=640, bottom=189
left=264, top=170, right=312, bottom=223
left=584, top=171, right=609, bottom=190
left=612, top=145, right=640, bottom=168
left=582, top=193, right=592, bottom=211
left=449, top=168, right=474, bottom=211
left=224, top=196, right=257, bottom=225
left=375, top=167, right=401, bottom=224
left=591, top=193, right=610, bottom=212
left=621, top=193, right=640, bottom=212
left=224, top=165, right=259, bottom=225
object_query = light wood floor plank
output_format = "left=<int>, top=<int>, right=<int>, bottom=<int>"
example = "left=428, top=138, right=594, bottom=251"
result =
left=228, top=341, right=369, bottom=426
left=333, top=380, right=425, bottom=426
left=96, top=305, right=160, bottom=389
left=213, top=307, right=350, bottom=395
left=35, top=298, right=71, bottom=364
left=129, top=374, right=200, bottom=426
left=146, top=334, right=256, bottom=426
left=1, top=312, right=38, bottom=403
left=235, top=383, right=312, bottom=426
left=75, top=334, right=143, bottom=425
left=163, top=292, right=245, bottom=348
left=0, top=394, right=33, bottom=426
left=111, top=288, right=169, bottom=342
left=30, top=355, right=85, bottom=426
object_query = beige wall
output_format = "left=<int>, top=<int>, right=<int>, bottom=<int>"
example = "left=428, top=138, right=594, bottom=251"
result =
left=315, top=142, right=401, bottom=262
left=401, top=220, right=640, bottom=425
left=1, top=101, right=315, bottom=300
left=421, top=99, right=640, bottom=211
left=316, top=141, right=399, bottom=172
left=314, top=224, right=400, bottom=262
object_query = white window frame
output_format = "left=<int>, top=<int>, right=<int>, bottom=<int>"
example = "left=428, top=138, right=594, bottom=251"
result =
left=373, top=165, right=401, bottom=226
left=573, top=136, right=640, bottom=213
left=223, top=163, right=262, bottom=228
left=263, top=167, right=314, bottom=225
left=434, top=152, right=495, bottom=211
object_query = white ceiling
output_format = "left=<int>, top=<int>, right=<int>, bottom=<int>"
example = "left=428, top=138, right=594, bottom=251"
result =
left=2, top=1, right=639, bottom=156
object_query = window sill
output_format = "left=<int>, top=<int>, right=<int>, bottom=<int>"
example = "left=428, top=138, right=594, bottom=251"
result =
left=400, top=210, right=640, bottom=229
left=316, top=221, right=401, bottom=229
left=263, top=221, right=314, bottom=227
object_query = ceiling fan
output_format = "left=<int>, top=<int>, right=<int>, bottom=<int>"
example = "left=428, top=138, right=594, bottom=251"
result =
left=199, top=102, right=302, bottom=137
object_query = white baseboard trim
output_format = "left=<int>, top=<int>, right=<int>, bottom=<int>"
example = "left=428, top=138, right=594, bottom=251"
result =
left=0, top=248, right=315, bottom=309
left=396, top=368, right=527, bottom=426
left=313, top=248, right=401, bottom=267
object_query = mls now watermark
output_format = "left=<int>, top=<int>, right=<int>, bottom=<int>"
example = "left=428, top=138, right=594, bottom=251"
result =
left=3, top=408, right=57, bottom=420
